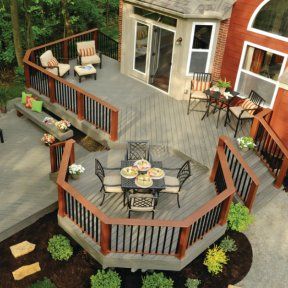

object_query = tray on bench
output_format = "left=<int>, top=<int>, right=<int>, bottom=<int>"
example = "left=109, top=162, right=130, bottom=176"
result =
left=15, top=100, right=73, bottom=141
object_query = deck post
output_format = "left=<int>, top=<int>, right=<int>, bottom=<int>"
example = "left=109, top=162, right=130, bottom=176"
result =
left=245, top=181, right=258, bottom=211
left=58, top=185, right=66, bottom=217
left=219, top=194, right=233, bottom=225
left=94, top=30, right=98, bottom=51
left=49, top=145, right=56, bottom=173
left=210, top=153, right=220, bottom=183
left=48, top=76, right=56, bottom=103
left=77, top=91, right=85, bottom=120
left=69, top=142, right=75, bottom=165
left=110, top=110, right=119, bottom=141
left=274, top=157, right=288, bottom=188
left=100, top=222, right=111, bottom=255
left=63, top=40, right=69, bottom=63
left=250, top=117, right=260, bottom=140
left=176, top=227, right=190, bottom=259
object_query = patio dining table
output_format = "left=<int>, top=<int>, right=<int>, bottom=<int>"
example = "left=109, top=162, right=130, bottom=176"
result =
left=202, top=89, right=240, bottom=128
left=121, top=160, right=166, bottom=205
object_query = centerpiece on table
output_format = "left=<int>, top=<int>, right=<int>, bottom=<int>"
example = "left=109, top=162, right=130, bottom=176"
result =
left=69, top=164, right=85, bottom=179
left=216, top=79, right=231, bottom=95
left=41, top=133, right=56, bottom=146
left=55, top=120, right=71, bottom=133
left=120, top=166, right=138, bottom=179
left=237, top=136, right=256, bottom=152
left=134, top=159, right=151, bottom=172
left=135, top=174, right=153, bottom=188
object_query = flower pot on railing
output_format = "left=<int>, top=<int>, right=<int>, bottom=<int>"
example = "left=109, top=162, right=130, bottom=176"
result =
left=71, top=174, right=80, bottom=180
left=69, top=163, right=85, bottom=180
left=237, top=137, right=256, bottom=152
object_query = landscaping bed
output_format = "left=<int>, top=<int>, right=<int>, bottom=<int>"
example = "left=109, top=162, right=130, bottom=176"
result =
left=0, top=212, right=252, bottom=288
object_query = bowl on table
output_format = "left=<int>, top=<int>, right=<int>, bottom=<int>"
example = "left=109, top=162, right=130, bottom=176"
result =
left=148, top=167, right=165, bottom=179
left=120, top=166, right=139, bottom=179
left=135, top=174, right=153, bottom=188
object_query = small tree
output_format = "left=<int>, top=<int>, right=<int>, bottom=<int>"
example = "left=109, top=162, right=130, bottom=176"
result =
left=204, top=246, right=228, bottom=275
left=228, top=203, right=253, bottom=232
left=47, top=234, right=73, bottom=261
left=185, top=278, right=201, bottom=288
left=29, top=277, right=56, bottom=288
left=142, top=272, right=174, bottom=288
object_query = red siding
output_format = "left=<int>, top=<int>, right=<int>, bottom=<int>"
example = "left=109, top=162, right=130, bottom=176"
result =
left=221, top=0, right=288, bottom=87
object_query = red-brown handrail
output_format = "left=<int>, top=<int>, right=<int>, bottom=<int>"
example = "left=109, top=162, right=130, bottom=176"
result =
left=23, top=29, right=119, bottom=141
left=250, top=109, right=288, bottom=188
left=56, top=138, right=236, bottom=259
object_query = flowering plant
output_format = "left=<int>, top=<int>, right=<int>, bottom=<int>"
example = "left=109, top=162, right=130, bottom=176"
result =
left=237, top=136, right=256, bottom=150
left=41, top=133, right=56, bottom=145
left=69, top=164, right=85, bottom=175
left=55, top=120, right=71, bottom=131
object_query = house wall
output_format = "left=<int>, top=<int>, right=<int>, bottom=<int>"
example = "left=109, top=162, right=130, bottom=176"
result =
left=120, top=2, right=221, bottom=100
left=221, top=0, right=288, bottom=87
left=221, top=0, right=288, bottom=147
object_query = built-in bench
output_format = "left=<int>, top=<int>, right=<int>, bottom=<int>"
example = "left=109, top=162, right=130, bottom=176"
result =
left=15, top=99, right=73, bottom=141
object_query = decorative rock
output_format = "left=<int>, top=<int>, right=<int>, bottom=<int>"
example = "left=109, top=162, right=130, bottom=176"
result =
left=228, top=285, right=241, bottom=288
left=12, top=262, right=41, bottom=280
left=10, top=241, right=36, bottom=258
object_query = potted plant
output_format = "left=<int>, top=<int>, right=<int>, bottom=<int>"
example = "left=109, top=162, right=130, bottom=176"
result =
left=237, top=136, right=256, bottom=152
left=55, top=120, right=71, bottom=132
left=69, top=163, right=85, bottom=179
left=41, top=133, right=56, bottom=146
left=216, top=79, right=231, bottom=94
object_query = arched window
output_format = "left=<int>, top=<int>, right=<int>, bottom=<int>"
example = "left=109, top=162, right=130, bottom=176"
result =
left=251, top=0, right=288, bottom=39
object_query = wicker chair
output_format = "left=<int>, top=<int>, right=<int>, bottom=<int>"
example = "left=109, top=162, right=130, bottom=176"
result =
left=225, top=90, right=264, bottom=137
left=95, top=159, right=123, bottom=206
left=160, top=161, right=191, bottom=208
left=126, top=141, right=150, bottom=161
left=128, top=194, right=156, bottom=219
left=187, top=73, right=212, bottom=115
left=76, top=40, right=102, bottom=68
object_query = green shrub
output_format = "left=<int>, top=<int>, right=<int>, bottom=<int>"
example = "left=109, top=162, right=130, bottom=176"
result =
left=90, top=270, right=121, bottom=288
left=29, top=277, right=56, bottom=288
left=142, top=272, right=174, bottom=288
left=203, top=245, right=228, bottom=275
left=47, top=234, right=73, bottom=261
left=14, top=66, right=25, bottom=83
left=219, top=236, right=237, bottom=253
left=228, top=203, right=253, bottom=232
left=185, top=278, right=201, bottom=288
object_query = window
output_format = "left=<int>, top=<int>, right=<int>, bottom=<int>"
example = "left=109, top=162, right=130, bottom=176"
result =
left=134, top=7, right=177, bottom=27
left=251, top=0, right=288, bottom=39
left=236, top=43, right=287, bottom=105
left=187, top=23, right=215, bottom=75
left=134, top=22, right=149, bottom=74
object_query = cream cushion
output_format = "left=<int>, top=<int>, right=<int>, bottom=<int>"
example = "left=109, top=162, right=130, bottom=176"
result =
left=40, top=50, right=54, bottom=67
left=229, top=106, right=254, bottom=119
left=162, top=176, right=180, bottom=193
left=76, top=41, right=95, bottom=53
left=74, top=64, right=96, bottom=76
left=81, top=54, right=101, bottom=65
left=191, top=91, right=208, bottom=100
left=104, top=175, right=122, bottom=193
left=46, top=63, right=70, bottom=77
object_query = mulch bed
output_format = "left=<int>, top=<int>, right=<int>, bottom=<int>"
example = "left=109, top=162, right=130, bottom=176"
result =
left=0, top=212, right=252, bottom=288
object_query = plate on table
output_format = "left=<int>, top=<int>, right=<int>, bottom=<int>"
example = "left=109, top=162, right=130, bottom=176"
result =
left=135, top=174, right=153, bottom=188
left=121, top=166, right=138, bottom=179
left=148, top=167, right=165, bottom=179
left=134, top=159, right=151, bottom=172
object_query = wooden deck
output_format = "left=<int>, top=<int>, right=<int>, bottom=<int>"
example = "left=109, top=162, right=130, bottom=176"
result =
left=71, top=145, right=215, bottom=221
left=65, top=57, right=250, bottom=168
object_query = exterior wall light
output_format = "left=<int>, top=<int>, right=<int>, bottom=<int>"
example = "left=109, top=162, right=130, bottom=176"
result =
left=176, top=37, right=183, bottom=45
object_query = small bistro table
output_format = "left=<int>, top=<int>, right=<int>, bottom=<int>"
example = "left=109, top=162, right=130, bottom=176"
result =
left=202, top=89, right=240, bottom=128
left=121, top=160, right=166, bottom=205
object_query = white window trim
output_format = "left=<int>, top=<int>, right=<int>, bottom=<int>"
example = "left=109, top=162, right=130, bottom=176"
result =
left=133, top=20, right=150, bottom=75
left=235, top=41, right=288, bottom=108
left=186, top=22, right=216, bottom=76
left=247, top=0, right=288, bottom=43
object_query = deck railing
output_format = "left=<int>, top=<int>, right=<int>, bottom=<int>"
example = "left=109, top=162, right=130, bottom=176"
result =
left=56, top=138, right=236, bottom=260
left=250, top=109, right=288, bottom=189
left=23, top=28, right=119, bottom=141
left=49, top=141, right=67, bottom=173
left=216, top=136, right=259, bottom=211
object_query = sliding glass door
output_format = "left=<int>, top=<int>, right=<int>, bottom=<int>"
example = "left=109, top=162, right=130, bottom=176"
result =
left=148, top=26, right=174, bottom=92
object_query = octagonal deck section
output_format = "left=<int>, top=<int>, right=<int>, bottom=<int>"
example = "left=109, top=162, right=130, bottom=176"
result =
left=58, top=145, right=227, bottom=271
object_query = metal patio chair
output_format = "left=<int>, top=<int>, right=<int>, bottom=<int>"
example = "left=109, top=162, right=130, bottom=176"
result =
left=187, top=72, right=212, bottom=115
left=128, top=193, right=156, bottom=219
left=225, top=90, right=264, bottom=137
left=160, top=161, right=191, bottom=208
left=95, top=159, right=123, bottom=206
left=0, top=128, right=4, bottom=143
left=126, top=140, right=150, bottom=161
